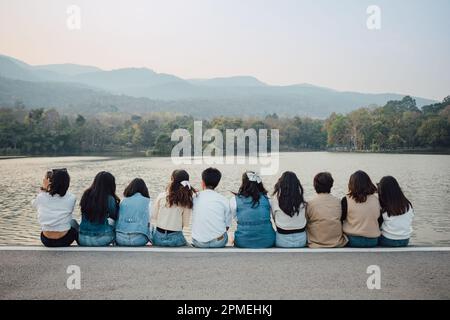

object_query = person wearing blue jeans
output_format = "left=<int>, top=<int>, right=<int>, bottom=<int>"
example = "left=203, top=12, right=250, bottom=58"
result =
left=271, top=171, right=308, bottom=248
left=341, top=171, right=381, bottom=248
left=192, top=232, right=228, bottom=248
left=346, top=235, right=379, bottom=248
left=79, top=171, right=120, bottom=247
left=150, top=169, right=194, bottom=247
left=115, top=178, right=152, bottom=247
left=378, top=235, right=409, bottom=247
left=152, top=228, right=187, bottom=247
left=275, top=230, right=307, bottom=248
left=377, top=176, right=414, bottom=248
left=191, top=168, right=231, bottom=248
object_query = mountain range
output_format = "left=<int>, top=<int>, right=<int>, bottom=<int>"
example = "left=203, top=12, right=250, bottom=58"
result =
left=0, top=54, right=437, bottom=118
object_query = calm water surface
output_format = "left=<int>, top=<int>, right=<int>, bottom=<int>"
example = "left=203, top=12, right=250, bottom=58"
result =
left=0, top=152, right=449, bottom=245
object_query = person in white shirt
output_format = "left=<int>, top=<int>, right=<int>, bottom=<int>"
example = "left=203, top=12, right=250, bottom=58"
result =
left=377, top=176, right=414, bottom=247
left=270, top=171, right=307, bottom=248
left=192, top=168, right=231, bottom=248
left=32, top=169, right=79, bottom=247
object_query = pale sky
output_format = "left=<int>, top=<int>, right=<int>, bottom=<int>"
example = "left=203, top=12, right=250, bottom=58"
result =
left=0, top=0, right=449, bottom=100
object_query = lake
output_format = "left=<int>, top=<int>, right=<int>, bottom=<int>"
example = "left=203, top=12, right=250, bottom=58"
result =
left=0, top=152, right=449, bottom=246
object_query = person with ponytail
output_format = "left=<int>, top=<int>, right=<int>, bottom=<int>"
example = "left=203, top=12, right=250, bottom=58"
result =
left=230, top=171, right=275, bottom=248
left=151, top=169, right=195, bottom=247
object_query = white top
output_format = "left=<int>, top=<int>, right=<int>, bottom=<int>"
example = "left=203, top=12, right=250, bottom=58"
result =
left=32, top=192, right=76, bottom=232
left=381, top=207, right=414, bottom=240
left=192, top=189, right=232, bottom=242
left=151, top=192, right=192, bottom=231
left=270, top=197, right=307, bottom=230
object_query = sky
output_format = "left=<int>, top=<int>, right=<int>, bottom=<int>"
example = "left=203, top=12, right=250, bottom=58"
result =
left=0, top=0, right=449, bottom=100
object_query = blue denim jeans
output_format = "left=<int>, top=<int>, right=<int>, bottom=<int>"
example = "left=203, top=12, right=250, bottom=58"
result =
left=152, top=229, right=187, bottom=247
left=346, top=235, right=379, bottom=248
left=275, top=231, right=307, bottom=248
left=378, top=235, right=409, bottom=247
left=78, top=232, right=115, bottom=246
left=116, top=232, right=150, bottom=247
left=192, top=233, right=228, bottom=248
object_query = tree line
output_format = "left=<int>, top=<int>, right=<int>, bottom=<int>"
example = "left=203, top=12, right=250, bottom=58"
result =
left=0, top=96, right=449, bottom=156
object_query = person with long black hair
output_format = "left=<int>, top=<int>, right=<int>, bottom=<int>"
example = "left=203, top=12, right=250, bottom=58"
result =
left=151, top=169, right=195, bottom=247
left=33, top=169, right=79, bottom=247
left=79, top=171, right=120, bottom=246
left=230, top=171, right=275, bottom=248
left=271, top=171, right=307, bottom=248
left=377, top=176, right=414, bottom=247
left=115, top=178, right=152, bottom=247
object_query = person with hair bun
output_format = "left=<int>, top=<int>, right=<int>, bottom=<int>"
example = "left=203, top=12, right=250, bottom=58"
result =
left=151, top=170, right=195, bottom=247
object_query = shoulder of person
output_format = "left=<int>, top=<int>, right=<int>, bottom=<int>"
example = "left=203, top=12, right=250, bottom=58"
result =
left=36, top=191, right=48, bottom=199
left=156, top=192, right=166, bottom=201
left=65, top=192, right=76, bottom=201
left=33, top=191, right=48, bottom=204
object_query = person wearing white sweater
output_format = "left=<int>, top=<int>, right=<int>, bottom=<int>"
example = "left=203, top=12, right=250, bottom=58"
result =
left=377, top=176, right=414, bottom=247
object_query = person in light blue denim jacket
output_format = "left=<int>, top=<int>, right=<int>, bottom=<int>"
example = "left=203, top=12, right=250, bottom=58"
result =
left=79, top=171, right=120, bottom=246
left=116, top=178, right=152, bottom=246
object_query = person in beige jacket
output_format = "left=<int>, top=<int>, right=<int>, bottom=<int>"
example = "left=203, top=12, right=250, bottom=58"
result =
left=306, top=172, right=348, bottom=248
left=341, top=170, right=381, bottom=247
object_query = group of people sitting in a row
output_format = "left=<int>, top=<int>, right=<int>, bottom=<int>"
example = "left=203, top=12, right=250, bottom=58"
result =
left=33, top=167, right=414, bottom=248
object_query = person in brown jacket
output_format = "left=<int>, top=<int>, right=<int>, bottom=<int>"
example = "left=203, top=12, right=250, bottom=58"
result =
left=306, top=172, right=348, bottom=248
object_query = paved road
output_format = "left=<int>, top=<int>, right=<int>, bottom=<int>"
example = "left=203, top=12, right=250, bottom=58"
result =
left=0, top=249, right=449, bottom=299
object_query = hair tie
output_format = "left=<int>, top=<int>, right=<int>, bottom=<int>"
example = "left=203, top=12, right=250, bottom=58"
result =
left=246, top=172, right=262, bottom=184
left=180, top=180, right=192, bottom=189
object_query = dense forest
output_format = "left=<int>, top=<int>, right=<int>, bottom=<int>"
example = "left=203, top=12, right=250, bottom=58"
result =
left=0, top=96, right=449, bottom=156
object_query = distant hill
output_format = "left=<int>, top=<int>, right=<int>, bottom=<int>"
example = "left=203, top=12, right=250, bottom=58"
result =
left=188, top=76, right=267, bottom=87
left=0, top=53, right=438, bottom=118
left=33, top=63, right=102, bottom=76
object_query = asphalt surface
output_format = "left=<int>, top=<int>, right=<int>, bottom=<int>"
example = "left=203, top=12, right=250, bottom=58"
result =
left=0, top=249, right=449, bottom=299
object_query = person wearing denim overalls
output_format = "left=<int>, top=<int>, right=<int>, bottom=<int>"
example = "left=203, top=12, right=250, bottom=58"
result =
left=230, top=171, right=275, bottom=249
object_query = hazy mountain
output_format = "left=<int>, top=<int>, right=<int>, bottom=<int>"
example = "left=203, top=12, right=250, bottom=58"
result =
left=33, top=63, right=102, bottom=76
left=0, top=56, right=40, bottom=81
left=188, top=76, right=267, bottom=87
left=72, top=68, right=185, bottom=92
left=0, top=53, right=439, bottom=118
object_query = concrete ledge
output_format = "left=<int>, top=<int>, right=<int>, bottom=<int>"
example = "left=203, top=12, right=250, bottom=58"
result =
left=0, top=245, right=449, bottom=253
left=1, top=249, right=449, bottom=299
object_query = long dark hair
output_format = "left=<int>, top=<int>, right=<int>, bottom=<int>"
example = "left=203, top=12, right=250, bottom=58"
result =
left=80, top=171, right=120, bottom=223
left=124, top=178, right=150, bottom=198
left=347, top=170, right=377, bottom=203
left=48, top=169, right=70, bottom=197
left=235, top=171, right=268, bottom=208
left=378, top=176, right=412, bottom=217
left=273, top=171, right=305, bottom=217
left=166, top=170, right=195, bottom=209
